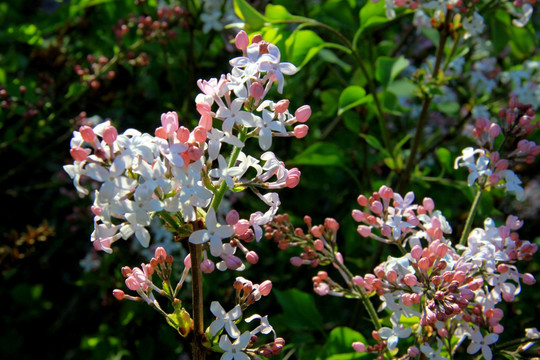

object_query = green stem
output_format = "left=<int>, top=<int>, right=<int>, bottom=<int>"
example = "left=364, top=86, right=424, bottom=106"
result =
left=333, top=258, right=381, bottom=329
left=459, top=188, right=483, bottom=246
left=209, top=129, right=247, bottom=211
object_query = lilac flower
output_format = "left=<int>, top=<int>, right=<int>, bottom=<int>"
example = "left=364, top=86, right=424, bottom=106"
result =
left=189, top=208, right=235, bottom=257
left=209, top=301, right=242, bottom=338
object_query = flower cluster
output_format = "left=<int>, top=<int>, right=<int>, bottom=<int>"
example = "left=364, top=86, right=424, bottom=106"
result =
left=113, top=247, right=193, bottom=336
left=455, top=97, right=539, bottom=200
left=208, top=277, right=284, bottom=359
left=375, top=0, right=534, bottom=31
left=64, top=31, right=311, bottom=271
left=266, top=184, right=537, bottom=359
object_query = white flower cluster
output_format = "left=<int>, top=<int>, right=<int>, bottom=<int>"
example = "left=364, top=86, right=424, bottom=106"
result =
left=454, top=147, right=524, bottom=200
left=64, top=32, right=311, bottom=266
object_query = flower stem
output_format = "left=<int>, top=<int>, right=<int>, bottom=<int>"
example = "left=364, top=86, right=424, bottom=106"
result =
left=189, top=242, right=206, bottom=360
left=333, top=258, right=381, bottom=329
left=459, top=188, right=482, bottom=246
left=209, top=129, right=247, bottom=211
left=396, top=12, right=452, bottom=193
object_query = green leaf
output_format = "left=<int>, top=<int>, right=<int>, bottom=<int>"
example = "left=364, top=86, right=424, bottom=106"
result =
left=343, top=111, right=361, bottom=133
left=393, top=134, right=412, bottom=157
left=318, top=48, right=352, bottom=72
left=66, top=82, right=86, bottom=99
left=338, top=86, right=367, bottom=115
left=360, top=134, right=390, bottom=158
left=290, top=142, right=348, bottom=167
left=375, top=56, right=409, bottom=88
left=318, top=327, right=368, bottom=360
left=265, top=4, right=307, bottom=21
left=285, top=30, right=324, bottom=68
left=274, top=289, right=324, bottom=331
left=234, top=0, right=268, bottom=31
left=359, top=0, right=388, bottom=32
left=436, top=147, right=452, bottom=173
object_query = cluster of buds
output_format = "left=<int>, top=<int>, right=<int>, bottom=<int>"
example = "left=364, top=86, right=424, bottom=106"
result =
left=113, top=247, right=193, bottom=337
left=456, top=96, right=539, bottom=200
left=73, top=54, right=118, bottom=90
left=207, top=277, right=283, bottom=359
left=113, top=5, right=189, bottom=42
left=0, top=77, right=49, bottom=117
left=268, top=185, right=537, bottom=359
left=264, top=214, right=341, bottom=269
left=375, top=0, right=534, bottom=33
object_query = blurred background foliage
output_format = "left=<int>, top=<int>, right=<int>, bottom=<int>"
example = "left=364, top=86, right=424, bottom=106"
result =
left=1, top=0, right=539, bottom=359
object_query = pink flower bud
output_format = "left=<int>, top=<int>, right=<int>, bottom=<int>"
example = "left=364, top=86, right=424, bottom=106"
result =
left=235, top=30, right=249, bottom=50
left=155, top=126, right=167, bottom=139
left=103, top=126, right=118, bottom=145
left=352, top=275, right=365, bottom=286
left=313, top=239, right=324, bottom=251
left=155, top=247, right=167, bottom=259
left=125, top=276, right=141, bottom=291
left=183, top=254, right=192, bottom=268
left=161, top=111, right=179, bottom=133
left=176, top=126, right=190, bottom=142
left=188, top=145, right=202, bottom=161
left=259, top=280, right=272, bottom=296
left=386, top=270, right=397, bottom=283
left=246, top=251, right=259, bottom=264
left=357, top=195, right=368, bottom=206
left=325, top=218, right=339, bottom=230
left=112, top=289, right=125, bottom=300
left=522, top=273, right=536, bottom=285
left=502, top=291, right=514, bottom=302
left=199, top=114, right=213, bottom=131
left=290, top=256, right=303, bottom=267
left=200, top=259, right=214, bottom=273
left=234, top=219, right=250, bottom=235
left=370, top=201, right=383, bottom=214
left=311, top=225, right=323, bottom=238
left=293, top=124, right=309, bottom=138
left=295, top=105, right=311, bottom=123
left=193, top=126, right=207, bottom=142
left=352, top=342, right=366, bottom=353
left=418, top=257, right=431, bottom=270
left=225, top=255, right=243, bottom=270
left=423, top=197, right=435, bottom=212
left=226, top=210, right=240, bottom=225
left=275, top=99, right=289, bottom=114
left=70, top=147, right=88, bottom=161
left=403, top=273, right=418, bottom=286
left=249, top=82, right=264, bottom=99
left=286, top=168, right=301, bottom=188
left=493, top=324, right=504, bottom=334
left=435, top=243, right=448, bottom=257
left=488, top=123, right=501, bottom=138
left=352, top=209, right=364, bottom=222
left=79, top=125, right=96, bottom=142
left=408, top=346, right=420, bottom=357
left=378, top=185, right=394, bottom=199
left=519, top=115, right=532, bottom=127
left=357, top=225, right=371, bottom=237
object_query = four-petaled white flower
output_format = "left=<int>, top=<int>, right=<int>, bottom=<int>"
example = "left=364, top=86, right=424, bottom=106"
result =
left=189, top=208, right=235, bottom=257
left=467, top=330, right=498, bottom=360
left=209, top=301, right=242, bottom=338
left=218, top=332, right=251, bottom=360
